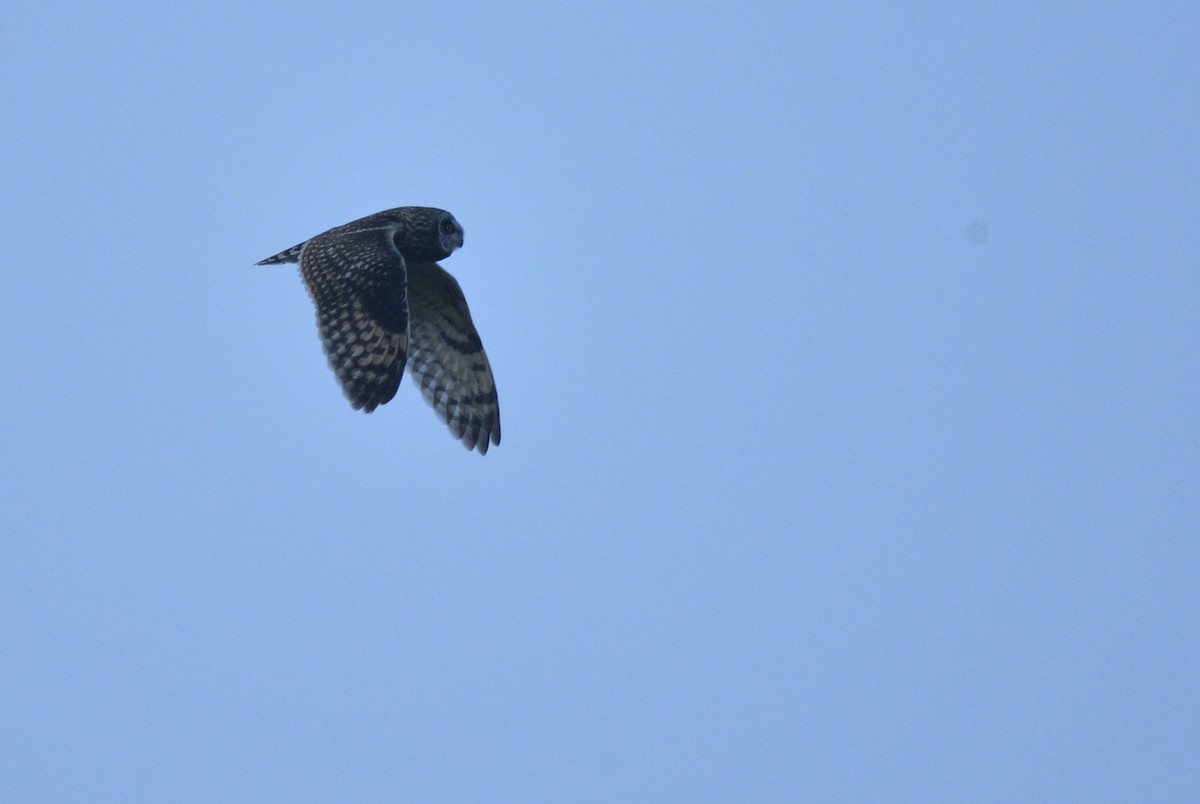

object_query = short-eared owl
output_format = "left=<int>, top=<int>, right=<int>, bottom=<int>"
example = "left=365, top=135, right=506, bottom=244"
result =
left=257, top=207, right=500, bottom=455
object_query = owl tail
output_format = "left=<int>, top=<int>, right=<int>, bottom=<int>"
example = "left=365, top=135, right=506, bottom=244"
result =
left=255, top=241, right=307, bottom=265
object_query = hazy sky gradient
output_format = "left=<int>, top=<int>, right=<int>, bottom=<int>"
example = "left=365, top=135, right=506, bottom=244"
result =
left=2, top=2, right=1197, bottom=801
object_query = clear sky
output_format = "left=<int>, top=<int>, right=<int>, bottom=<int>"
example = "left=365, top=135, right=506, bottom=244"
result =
left=2, top=2, right=1197, bottom=801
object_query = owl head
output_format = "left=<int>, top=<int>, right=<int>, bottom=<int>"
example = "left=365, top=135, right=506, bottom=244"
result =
left=389, top=207, right=464, bottom=262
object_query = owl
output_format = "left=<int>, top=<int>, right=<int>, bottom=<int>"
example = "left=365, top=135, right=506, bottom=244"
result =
left=257, top=207, right=500, bottom=454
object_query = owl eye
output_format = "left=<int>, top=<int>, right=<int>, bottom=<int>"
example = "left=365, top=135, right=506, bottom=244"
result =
left=441, top=219, right=458, bottom=235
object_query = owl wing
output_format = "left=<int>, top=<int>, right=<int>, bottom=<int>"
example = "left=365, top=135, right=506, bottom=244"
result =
left=297, top=227, right=410, bottom=413
left=405, top=261, right=501, bottom=454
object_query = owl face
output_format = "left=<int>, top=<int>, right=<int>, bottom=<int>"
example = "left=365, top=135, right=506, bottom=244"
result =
left=434, top=211, right=465, bottom=255
left=389, top=207, right=464, bottom=262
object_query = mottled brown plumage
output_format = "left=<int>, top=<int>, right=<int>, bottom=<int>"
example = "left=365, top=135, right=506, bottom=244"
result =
left=256, top=207, right=500, bottom=454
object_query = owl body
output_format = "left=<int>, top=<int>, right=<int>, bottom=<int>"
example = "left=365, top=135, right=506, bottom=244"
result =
left=257, top=206, right=500, bottom=454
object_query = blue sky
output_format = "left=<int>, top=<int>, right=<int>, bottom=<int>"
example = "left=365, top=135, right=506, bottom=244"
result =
left=2, top=1, right=1197, bottom=801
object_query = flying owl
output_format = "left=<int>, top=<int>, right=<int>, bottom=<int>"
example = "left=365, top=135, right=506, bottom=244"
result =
left=257, top=207, right=500, bottom=454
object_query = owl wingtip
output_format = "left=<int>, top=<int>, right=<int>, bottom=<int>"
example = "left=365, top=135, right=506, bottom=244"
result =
left=468, top=422, right=501, bottom=456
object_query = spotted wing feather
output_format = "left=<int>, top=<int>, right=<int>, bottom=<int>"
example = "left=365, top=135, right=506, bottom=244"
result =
left=298, top=228, right=410, bottom=412
left=406, top=261, right=501, bottom=454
